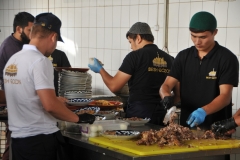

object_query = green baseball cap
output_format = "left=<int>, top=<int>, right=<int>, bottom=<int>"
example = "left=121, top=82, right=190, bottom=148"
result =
left=189, top=11, right=217, bottom=31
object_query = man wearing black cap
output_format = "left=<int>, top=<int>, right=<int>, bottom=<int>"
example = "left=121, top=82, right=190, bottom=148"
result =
left=88, top=22, right=178, bottom=125
left=160, top=11, right=239, bottom=131
left=0, top=11, right=35, bottom=160
left=3, top=13, right=95, bottom=160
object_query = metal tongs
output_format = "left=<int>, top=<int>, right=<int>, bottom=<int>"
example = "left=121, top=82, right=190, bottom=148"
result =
left=163, top=106, right=177, bottom=125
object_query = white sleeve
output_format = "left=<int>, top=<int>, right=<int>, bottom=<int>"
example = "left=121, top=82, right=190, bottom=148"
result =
left=31, top=57, right=55, bottom=90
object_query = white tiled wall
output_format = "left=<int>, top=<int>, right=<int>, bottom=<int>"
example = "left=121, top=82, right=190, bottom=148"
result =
left=0, top=0, right=239, bottom=98
left=0, top=0, right=239, bottom=104
left=0, top=0, right=240, bottom=158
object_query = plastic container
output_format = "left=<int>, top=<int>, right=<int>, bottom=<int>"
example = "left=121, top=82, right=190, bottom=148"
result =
left=80, top=120, right=129, bottom=137
left=64, top=121, right=82, bottom=134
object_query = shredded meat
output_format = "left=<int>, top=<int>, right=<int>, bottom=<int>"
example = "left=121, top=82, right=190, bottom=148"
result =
left=136, top=130, right=158, bottom=145
left=137, top=123, right=196, bottom=146
left=104, top=130, right=117, bottom=135
left=136, top=113, right=230, bottom=147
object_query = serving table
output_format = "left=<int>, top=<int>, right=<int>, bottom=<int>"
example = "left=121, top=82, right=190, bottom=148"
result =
left=62, top=123, right=240, bottom=160
left=1, top=103, right=239, bottom=160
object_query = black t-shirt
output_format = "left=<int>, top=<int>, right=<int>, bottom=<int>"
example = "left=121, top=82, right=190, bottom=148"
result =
left=119, top=44, right=174, bottom=103
left=0, top=34, right=23, bottom=80
left=169, top=41, right=239, bottom=129
left=49, top=49, right=71, bottom=96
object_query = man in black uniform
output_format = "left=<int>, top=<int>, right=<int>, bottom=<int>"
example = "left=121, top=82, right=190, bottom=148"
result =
left=160, top=11, right=239, bottom=130
left=88, top=22, right=179, bottom=125
left=48, top=49, right=71, bottom=96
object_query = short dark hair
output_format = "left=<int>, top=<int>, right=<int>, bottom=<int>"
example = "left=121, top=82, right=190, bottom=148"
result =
left=13, top=12, right=35, bottom=32
left=127, top=33, right=154, bottom=42
left=30, top=24, right=55, bottom=40
left=189, top=28, right=215, bottom=34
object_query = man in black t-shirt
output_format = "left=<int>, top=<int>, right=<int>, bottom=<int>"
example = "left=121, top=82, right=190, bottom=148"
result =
left=160, top=11, right=239, bottom=130
left=48, top=49, right=71, bottom=96
left=0, top=12, right=34, bottom=89
left=88, top=22, right=179, bottom=125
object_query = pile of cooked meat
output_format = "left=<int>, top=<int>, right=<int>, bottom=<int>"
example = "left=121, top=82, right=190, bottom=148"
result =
left=136, top=113, right=228, bottom=147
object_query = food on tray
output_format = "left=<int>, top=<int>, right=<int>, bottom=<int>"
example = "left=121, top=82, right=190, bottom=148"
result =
left=119, top=117, right=150, bottom=126
left=116, top=107, right=124, bottom=112
left=75, top=110, right=95, bottom=115
left=74, top=107, right=100, bottom=115
left=123, top=117, right=143, bottom=121
left=104, top=130, right=117, bottom=135
left=136, top=113, right=230, bottom=147
left=95, top=100, right=114, bottom=106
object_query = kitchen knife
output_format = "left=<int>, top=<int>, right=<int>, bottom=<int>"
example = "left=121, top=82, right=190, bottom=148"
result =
left=163, top=106, right=177, bottom=125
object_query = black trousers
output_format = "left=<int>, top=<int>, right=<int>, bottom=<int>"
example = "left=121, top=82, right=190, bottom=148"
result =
left=11, top=131, right=70, bottom=160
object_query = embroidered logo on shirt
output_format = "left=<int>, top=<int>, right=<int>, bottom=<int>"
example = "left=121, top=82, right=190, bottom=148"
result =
left=5, top=64, right=18, bottom=77
left=148, top=53, right=170, bottom=73
left=4, top=63, right=21, bottom=84
left=152, top=53, right=167, bottom=67
left=206, top=68, right=217, bottom=79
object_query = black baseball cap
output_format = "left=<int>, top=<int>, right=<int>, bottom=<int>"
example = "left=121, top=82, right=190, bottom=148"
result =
left=35, top=13, right=63, bottom=42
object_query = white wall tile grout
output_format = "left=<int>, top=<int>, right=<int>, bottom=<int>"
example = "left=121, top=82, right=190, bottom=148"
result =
left=0, top=1, right=240, bottom=139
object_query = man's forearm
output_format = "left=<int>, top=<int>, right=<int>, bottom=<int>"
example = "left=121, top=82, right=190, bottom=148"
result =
left=202, top=94, right=231, bottom=115
left=99, top=68, right=115, bottom=92
left=159, top=84, right=172, bottom=99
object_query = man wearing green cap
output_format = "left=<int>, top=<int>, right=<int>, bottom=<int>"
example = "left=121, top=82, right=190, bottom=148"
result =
left=160, top=11, right=239, bottom=130
left=88, top=22, right=178, bottom=125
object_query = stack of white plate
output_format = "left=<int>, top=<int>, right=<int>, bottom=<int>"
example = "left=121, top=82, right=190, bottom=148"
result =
left=58, top=70, right=92, bottom=101
left=67, top=98, right=93, bottom=106
left=86, top=73, right=92, bottom=91
left=64, top=91, right=92, bottom=99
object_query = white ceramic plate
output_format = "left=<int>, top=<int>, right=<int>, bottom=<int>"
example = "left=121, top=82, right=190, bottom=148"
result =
left=120, top=118, right=150, bottom=126
left=95, top=111, right=118, bottom=120
left=102, top=130, right=140, bottom=140
left=64, top=95, right=92, bottom=99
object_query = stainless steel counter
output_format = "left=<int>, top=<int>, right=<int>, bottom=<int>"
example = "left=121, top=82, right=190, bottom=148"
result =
left=63, top=123, right=240, bottom=160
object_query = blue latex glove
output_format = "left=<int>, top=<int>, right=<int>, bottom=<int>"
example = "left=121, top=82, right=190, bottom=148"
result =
left=186, top=108, right=206, bottom=127
left=88, top=58, right=103, bottom=73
